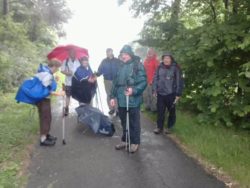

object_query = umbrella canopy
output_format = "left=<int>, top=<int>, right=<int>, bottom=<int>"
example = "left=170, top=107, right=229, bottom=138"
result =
left=75, top=105, right=116, bottom=136
left=75, top=105, right=102, bottom=133
left=47, top=44, right=89, bottom=62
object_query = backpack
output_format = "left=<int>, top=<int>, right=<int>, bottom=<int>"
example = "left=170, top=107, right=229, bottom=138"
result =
left=156, top=62, right=184, bottom=92
left=15, top=64, right=57, bottom=105
left=126, top=56, right=141, bottom=86
left=98, top=115, right=115, bottom=136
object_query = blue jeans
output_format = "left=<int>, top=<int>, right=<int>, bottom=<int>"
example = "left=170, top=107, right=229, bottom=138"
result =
left=157, top=94, right=176, bottom=130
left=118, top=107, right=141, bottom=144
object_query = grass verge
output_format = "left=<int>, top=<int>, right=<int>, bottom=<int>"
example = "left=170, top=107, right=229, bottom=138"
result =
left=145, top=110, right=250, bottom=188
left=0, top=93, right=38, bottom=188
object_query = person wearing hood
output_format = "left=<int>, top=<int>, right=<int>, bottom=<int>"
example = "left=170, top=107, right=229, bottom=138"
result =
left=152, top=53, right=184, bottom=134
left=110, top=45, right=147, bottom=153
left=143, top=48, right=159, bottom=112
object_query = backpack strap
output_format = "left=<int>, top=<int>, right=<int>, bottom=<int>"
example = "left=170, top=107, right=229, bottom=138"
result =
left=65, top=58, right=70, bottom=71
left=156, top=65, right=161, bottom=81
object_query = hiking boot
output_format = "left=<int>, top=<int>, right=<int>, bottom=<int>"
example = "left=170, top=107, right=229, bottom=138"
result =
left=108, top=109, right=115, bottom=115
left=47, top=134, right=57, bottom=141
left=129, top=144, right=139, bottom=153
left=164, top=128, right=172, bottom=134
left=153, top=128, right=163, bottom=134
left=64, top=107, right=69, bottom=116
left=40, top=138, right=56, bottom=146
left=115, top=142, right=127, bottom=150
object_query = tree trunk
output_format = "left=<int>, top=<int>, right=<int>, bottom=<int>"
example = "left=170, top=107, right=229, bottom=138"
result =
left=209, top=0, right=217, bottom=22
left=224, top=0, right=229, bottom=9
left=3, top=0, right=9, bottom=15
left=170, top=0, right=181, bottom=22
left=232, top=0, right=238, bottom=14
left=223, top=0, right=229, bottom=21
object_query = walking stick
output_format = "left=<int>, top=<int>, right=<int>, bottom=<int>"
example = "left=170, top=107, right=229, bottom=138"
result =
left=126, top=95, right=131, bottom=152
left=62, top=94, right=66, bottom=145
left=96, top=83, right=104, bottom=113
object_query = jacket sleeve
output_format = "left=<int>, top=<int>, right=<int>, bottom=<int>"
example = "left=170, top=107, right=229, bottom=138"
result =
left=175, top=66, right=184, bottom=97
left=96, top=60, right=105, bottom=76
left=110, top=74, right=118, bottom=99
left=152, top=67, right=159, bottom=94
left=132, top=63, right=147, bottom=96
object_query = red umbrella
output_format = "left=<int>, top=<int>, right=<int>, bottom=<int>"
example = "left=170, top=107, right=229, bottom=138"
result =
left=47, top=44, right=89, bottom=62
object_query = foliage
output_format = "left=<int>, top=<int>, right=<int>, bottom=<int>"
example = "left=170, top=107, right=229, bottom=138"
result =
left=123, top=0, right=250, bottom=129
left=0, top=0, right=71, bottom=92
left=146, top=110, right=250, bottom=188
left=0, top=92, right=38, bottom=187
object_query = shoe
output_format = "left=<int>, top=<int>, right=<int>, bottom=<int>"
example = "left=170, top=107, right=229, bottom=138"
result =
left=115, top=142, right=127, bottom=150
left=47, top=134, right=57, bottom=141
left=153, top=128, right=163, bottom=134
left=164, top=128, right=172, bottom=134
left=108, top=109, right=115, bottom=115
left=40, top=138, right=56, bottom=146
left=129, top=144, right=139, bottom=153
left=64, top=107, right=69, bottom=116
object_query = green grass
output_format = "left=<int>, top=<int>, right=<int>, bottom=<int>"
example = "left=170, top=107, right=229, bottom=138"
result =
left=145, top=110, right=250, bottom=188
left=0, top=93, right=38, bottom=188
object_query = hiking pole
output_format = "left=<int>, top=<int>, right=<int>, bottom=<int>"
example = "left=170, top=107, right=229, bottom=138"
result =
left=95, top=92, right=99, bottom=109
left=126, top=94, right=131, bottom=152
left=96, top=83, right=104, bottom=113
left=62, top=94, right=66, bottom=145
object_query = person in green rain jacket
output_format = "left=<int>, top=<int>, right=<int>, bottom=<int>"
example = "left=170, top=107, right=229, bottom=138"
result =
left=110, top=45, right=147, bottom=153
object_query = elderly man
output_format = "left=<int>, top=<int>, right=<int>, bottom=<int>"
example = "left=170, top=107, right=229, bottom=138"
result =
left=110, top=45, right=147, bottom=153
left=96, top=48, right=121, bottom=115
left=152, top=53, right=184, bottom=134
left=61, top=49, right=81, bottom=116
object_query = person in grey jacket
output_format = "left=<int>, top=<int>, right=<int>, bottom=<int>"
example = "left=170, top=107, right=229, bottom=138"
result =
left=152, top=53, right=184, bottom=134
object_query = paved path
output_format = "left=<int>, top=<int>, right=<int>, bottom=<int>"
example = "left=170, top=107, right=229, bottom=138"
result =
left=27, top=99, right=225, bottom=188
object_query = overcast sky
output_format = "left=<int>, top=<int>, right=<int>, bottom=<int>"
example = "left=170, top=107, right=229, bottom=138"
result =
left=59, top=0, right=144, bottom=69
left=59, top=0, right=145, bottom=112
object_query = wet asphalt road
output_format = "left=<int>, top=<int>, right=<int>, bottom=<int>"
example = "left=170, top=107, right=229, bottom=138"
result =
left=26, top=98, right=225, bottom=188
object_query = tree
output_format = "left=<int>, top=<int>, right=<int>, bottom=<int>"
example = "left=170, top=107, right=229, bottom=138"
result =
left=121, top=0, right=250, bottom=129
left=0, top=0, right=72, bottom=92
left=3, top=0, right=8, bottom=15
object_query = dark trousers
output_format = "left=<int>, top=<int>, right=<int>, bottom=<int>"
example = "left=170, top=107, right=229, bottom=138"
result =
left=157, top=94, right=176, bottom=130
left=118, top=107, right=141, bottom=144
left=36, top=98, right=52, bottom=135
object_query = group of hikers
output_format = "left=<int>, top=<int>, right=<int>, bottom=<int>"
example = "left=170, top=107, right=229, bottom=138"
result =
left=16, top=44, right=184, bottom=154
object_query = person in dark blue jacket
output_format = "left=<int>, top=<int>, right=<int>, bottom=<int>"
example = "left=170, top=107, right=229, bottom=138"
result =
left=71, top=56, right=96, bottom=104
left=96, top=48, right=122, bottom=115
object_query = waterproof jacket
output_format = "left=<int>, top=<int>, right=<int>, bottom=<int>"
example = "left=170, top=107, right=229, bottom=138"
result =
left=144, top=55, right=159, bottom=84
left=97, top=57, right=122, bottom=81
left=152, top=62, right=183, bottom=97
left=71, top=65, right=96, bottom=104
left=110, top=58, right=147, bottom=108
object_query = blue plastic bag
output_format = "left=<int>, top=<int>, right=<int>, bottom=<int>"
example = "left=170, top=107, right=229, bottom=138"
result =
left=15, top=64, right=57, bottom=104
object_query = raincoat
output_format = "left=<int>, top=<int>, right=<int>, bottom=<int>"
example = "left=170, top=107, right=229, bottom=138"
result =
left=110, top=58, right=147, bottom=107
